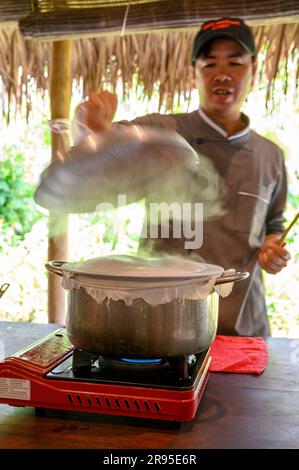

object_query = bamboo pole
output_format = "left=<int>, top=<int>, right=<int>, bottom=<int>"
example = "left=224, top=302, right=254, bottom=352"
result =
left=48, top=40, right=72, bottom=323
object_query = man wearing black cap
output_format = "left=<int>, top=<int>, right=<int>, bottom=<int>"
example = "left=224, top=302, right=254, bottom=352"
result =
left=190, top=17, right=257, bottom=137
left=74, top=18, right=290, bottom=337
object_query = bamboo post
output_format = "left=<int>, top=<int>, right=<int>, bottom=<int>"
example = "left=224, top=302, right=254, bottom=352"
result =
left=48, top=40, right=72, bottom=323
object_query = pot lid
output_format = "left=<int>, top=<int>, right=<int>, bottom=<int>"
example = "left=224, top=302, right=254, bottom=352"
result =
left=34, top=125, right=199, bottom=213
left=61, top=255, right=224, bottom=282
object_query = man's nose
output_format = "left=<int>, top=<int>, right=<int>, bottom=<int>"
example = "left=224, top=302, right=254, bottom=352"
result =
left=214, top=72, right=232, bottom=82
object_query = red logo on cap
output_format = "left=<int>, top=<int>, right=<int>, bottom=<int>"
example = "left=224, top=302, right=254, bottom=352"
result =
left=202, top=19, right=241, bottom=31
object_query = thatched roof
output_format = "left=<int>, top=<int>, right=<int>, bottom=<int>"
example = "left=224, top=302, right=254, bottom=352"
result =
left=1, top=1, right=299, bottom=36
left=0, top=1, right=298, bottom=114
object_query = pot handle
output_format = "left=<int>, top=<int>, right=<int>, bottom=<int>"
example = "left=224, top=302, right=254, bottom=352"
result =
left=45, top=260, right=67, bottom=277
left=214, top=271, right=249, bottom=286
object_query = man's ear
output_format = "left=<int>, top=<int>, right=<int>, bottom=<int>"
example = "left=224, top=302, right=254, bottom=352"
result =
left=189, top=65, right=197, bottom=89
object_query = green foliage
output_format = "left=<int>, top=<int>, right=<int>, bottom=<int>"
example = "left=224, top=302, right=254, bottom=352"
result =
left=42, top=121, right=51, bottom=146
left=0, top=146, right=42, bottom=249
left=288, top=192, right=299, bottom=211
left=267, top=299, right=289, bottom=335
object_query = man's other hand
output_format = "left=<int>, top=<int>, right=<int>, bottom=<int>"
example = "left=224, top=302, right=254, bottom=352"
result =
left=258, top=233, right=291, bottom=274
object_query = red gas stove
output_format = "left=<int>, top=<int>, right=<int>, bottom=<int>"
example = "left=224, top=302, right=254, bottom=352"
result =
left=0, top=328, right=211, bottom=422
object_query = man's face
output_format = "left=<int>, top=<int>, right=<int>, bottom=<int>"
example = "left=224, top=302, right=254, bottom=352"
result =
left=193, top=38, right=257, bottom=117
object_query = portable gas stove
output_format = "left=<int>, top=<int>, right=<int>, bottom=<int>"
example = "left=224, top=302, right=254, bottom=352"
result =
left=0, top=329, right=211, bottom=422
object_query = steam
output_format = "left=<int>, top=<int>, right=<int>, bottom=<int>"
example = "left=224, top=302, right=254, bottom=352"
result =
left=34, top=125, right=226, bottom=244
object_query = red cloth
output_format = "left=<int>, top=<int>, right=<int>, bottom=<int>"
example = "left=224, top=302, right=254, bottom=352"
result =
left=210, top=335, right=269, bottom=375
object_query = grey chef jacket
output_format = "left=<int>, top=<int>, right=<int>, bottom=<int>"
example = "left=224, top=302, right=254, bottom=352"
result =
left=118, top=109, right=287, bottom=337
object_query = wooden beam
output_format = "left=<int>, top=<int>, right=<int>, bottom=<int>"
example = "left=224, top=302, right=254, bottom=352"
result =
left=0, top=0, right=31, bottom=25
left=19, top=1, right=299, bottom=41
left=48, top=40, right=72, bottom=324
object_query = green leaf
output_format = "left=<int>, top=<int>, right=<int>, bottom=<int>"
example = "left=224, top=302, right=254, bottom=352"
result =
left=0, top=181, right=10, bottom=192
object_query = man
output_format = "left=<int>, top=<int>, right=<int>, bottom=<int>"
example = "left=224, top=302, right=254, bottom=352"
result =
left=74, top=17, right=290, bottom=336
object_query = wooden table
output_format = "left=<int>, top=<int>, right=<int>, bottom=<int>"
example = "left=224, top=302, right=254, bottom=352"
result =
left=0, top=321, right=298, bottom=451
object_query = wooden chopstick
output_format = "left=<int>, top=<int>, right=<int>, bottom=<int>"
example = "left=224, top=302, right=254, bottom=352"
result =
left=278, top=212, right=299, bottom=245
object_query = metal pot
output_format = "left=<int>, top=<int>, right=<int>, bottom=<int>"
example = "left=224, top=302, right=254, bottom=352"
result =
left=46, top=259, right=248, bottom=357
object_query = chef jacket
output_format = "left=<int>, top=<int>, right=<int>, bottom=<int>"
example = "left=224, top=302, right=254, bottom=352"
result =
left=118, top=108, right=287, bottom=337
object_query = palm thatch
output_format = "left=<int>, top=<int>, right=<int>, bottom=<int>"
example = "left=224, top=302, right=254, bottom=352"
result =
left=0, top=21, right=298, bottom=116
left=0, top=0, right=299, bottom=114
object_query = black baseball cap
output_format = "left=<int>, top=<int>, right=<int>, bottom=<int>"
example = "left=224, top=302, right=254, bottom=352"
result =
left=191, top=17, right=256, bottom=65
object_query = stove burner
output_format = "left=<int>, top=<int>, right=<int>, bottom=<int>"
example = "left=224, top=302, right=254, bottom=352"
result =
left=99, top=355, right=168, bottom=373
left=71, top=347, right=200, bottom=381
left=119, top=357, right=164, bottom=364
